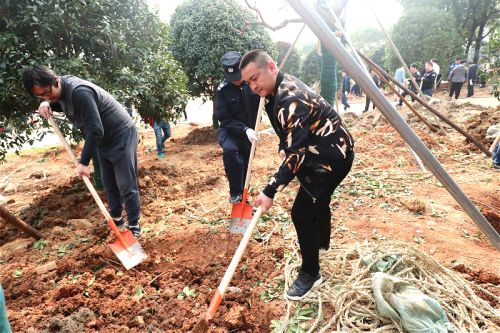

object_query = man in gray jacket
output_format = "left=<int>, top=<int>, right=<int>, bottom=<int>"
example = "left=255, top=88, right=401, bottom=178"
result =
left=22, top=65, right=142, bottom=237
left=448, top=60, right=468, bottom=100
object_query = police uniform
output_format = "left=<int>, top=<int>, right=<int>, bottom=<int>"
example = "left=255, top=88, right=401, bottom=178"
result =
left=215, top=51, right=260, bottom=201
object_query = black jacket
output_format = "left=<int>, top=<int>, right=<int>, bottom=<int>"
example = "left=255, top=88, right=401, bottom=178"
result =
left=215, top=80, right=260, bottom=139
left=263, top=72, right=354, bottom=200
left=421, top=70, right=437, bottom=90
left=408, top=71, right=422, bottom=92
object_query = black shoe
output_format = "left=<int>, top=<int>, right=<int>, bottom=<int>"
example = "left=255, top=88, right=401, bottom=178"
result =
left=286, top=271, right=323, bottom=300
left=128, top=224, right=142, bottom=238
left=105, top=217, right=126, bottom=229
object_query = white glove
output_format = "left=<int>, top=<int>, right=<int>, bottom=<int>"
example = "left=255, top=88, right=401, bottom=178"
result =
left=245, top=128, right=259, bottom=143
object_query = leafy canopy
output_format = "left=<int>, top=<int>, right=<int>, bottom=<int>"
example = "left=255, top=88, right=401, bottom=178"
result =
left=385, top=7, right=463, bottom=72
left=0, top=0, right=188, bottom=160
left=169, top=0, right=276, bottom=101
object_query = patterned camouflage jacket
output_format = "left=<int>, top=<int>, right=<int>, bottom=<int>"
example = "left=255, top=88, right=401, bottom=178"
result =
left=263, top=72, right=354, bottom=200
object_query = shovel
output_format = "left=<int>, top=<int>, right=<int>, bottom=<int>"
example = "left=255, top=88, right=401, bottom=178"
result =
left=193, top=206, right=263, bottom=333
left=229, top=96, right=265, bottom=234
left=48, top=116, right=147, bottom=270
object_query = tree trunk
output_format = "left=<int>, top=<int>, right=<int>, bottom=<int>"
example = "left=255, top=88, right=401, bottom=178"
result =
left=212, top=98, right=219, bottom=129
left=473, top=22, right=486, bottom=63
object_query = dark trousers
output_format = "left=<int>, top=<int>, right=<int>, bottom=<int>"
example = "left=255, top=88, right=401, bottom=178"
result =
left=219, top=131, right=251, bottom=197
left=398, top=90, right=416, bottom=106
left=291, top=152, right=354, bottom=276
left=467, top=83, right=474, bottom=97
left=153, top=120, right=171, bottom=154
left=98, top=126, right=141, bottom=226
left=449, top=82, right=464, bottom=99
left=341, top=91, right=350, bottom=109
left=364, top=97, right=376, bottom=111
left=351, top=84, right=361, bottom=96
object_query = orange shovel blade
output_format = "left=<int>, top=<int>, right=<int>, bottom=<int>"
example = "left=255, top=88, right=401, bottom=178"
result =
left=108, top=230, right=147, bottom=270
left=229, top=202, right=253, bottom=234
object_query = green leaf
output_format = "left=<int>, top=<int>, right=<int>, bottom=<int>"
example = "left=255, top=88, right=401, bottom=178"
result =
left=12, top=269, right=23, bottom=278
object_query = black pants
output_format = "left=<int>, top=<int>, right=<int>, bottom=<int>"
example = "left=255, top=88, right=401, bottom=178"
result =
left=449, top=82, right=464, bottom=99
left=291, top=152, right=354, bottom=276
left=219, top=130, right=251, bottom=197
left=467, top=83, right=474, bottom=97
left=98, top=126, right=140, bottom=226
left=398, top=90, right=416, bottom=106
left=364, top=97, right=375, bottom=111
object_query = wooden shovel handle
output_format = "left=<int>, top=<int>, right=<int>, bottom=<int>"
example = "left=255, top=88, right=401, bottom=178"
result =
left=242, top=96, right=265, bottom=201
left=47, top=117, right=113, bottom=222
left=207, top=206, right=263, bottom=319
left=0, top=205, right=43, bottom=239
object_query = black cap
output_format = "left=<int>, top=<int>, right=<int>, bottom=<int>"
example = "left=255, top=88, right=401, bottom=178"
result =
left=220, top=51, right=242, bottom=82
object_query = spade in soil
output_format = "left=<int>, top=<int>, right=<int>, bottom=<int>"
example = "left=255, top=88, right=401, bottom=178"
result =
left=48, top=116, right=147, bottom=270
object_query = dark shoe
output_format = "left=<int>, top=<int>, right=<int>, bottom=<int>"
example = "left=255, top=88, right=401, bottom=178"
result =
left=105, top=217, right=126, bottom=229
left=229, top=194, right=242, bottom=204
left=128, top=223, right=142, bottom=238
left=286, top=271, right=323, bottom=300
left=493, top=163, right=500, bottom=170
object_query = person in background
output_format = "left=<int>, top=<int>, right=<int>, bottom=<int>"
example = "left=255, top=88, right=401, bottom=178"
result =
left=393, top=66, right=405, bottom=101
left=22, top=65, right=142, bottom=237
left=340, top=71, right=351, bottom=111
left=448, top=57, right=461, bottom=76
left=216, top=51, right=260, bottom=204
left=490, top=133, right=500, bottom=170
left=421, top=61, right=437, bottom=97
left=467, top=63, right=478, bottom=98
left=153, top=119, right=171, bottom=159
left=448, top=60, right=467, bottom=100
left=351, top=82, right=361, bottom=97
left=398, top=63, right=421, bottom=107
left=240, top=49, right=354, bottom=300
left=364, top=68, right=381, bottom=112
left=431, top=58, right=441, bottom=89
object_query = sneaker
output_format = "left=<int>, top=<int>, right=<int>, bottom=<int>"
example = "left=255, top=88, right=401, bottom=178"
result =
left=105, top=217, right=126, bottom=229
left=229, top=194, right=242, bottom=204
left=158, top=152, right=165, bottom=159
left=286, top=271, right=323, bottom=301
left=493, top=163, right=500, bottom=170
left=128, top=224, right=142, bottom=238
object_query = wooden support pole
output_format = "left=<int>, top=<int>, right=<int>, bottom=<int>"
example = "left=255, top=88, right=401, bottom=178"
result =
left=360, top=53, right=492, bottom=157
left=0, top=205, right=42, bottom=240
left=287, top=0, right=499, bottom=249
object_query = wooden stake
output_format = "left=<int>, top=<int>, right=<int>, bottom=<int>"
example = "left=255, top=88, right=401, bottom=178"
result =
left=360, top=53, right=492, bottom=157
left=0, top=205, right=42, bottom=240
left=374, top=67, right=439, bottom=133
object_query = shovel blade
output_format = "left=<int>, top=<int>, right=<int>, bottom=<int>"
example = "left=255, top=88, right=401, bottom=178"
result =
left=108, top=230, right=147, bottom=270
left=229, top=203, right=253, bottom=234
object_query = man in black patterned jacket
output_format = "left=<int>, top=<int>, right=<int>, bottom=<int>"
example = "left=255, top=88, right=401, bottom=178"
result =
left=240, top=49, right=354, bottom=300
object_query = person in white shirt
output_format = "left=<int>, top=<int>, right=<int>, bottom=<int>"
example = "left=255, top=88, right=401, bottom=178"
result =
left=431, top=59, right=441, bottom=90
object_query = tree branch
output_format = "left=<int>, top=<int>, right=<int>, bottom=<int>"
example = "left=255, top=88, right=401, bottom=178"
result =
left=243, top=0, right=302, bottom=31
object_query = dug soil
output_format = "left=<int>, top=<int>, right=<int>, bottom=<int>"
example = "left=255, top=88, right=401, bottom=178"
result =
left=0, top=92, right=498, bottom=332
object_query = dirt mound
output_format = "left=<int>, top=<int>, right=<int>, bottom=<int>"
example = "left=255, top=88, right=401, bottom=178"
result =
left=182, top=126, right=218, bottom=145
left=472, top=191, right=500, bottom=234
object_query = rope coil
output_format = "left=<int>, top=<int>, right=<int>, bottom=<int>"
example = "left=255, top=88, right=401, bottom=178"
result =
left=280, top=241, right=499, bottom=332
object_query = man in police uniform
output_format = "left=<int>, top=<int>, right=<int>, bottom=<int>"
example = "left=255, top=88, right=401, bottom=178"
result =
left=216, top=51, right=260, bottom=203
